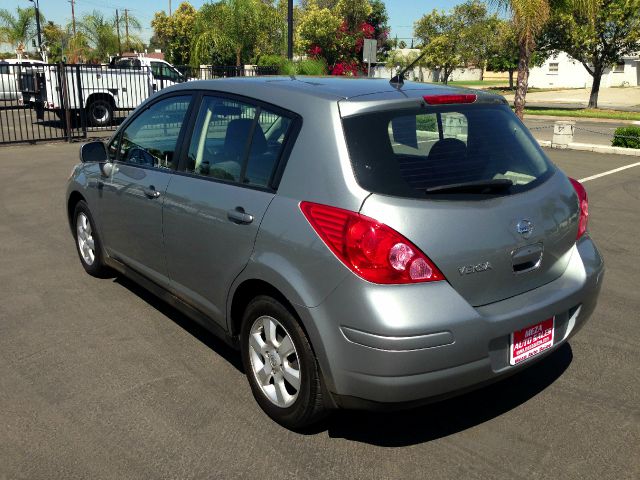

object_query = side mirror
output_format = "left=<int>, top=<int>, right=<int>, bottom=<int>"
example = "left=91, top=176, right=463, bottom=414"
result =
left=79, top=141, right=107, bottom=163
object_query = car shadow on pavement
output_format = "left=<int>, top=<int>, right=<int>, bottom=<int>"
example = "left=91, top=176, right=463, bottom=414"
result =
left=320, top=344, right=573, bottom=446
left=110, top=273, right=572, bottom=446
left=113, top=275, right=245, bottom=374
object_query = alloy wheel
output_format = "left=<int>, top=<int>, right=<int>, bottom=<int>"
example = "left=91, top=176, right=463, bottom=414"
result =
left=248, top=315, right=301, bottom=408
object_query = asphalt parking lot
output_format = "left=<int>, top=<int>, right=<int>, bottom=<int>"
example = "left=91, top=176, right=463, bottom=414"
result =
left=0, top=143, right=638, bottom=479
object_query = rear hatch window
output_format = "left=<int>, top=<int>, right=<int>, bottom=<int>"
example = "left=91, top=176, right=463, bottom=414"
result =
left=341, top=104, right=554, bottom=198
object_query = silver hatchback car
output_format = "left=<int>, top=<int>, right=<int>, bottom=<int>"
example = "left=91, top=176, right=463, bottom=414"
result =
left=67, top=77, right=604, bottom=429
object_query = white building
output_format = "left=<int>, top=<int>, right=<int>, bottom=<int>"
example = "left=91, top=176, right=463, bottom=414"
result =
left=373, top=48, right=483, bottom=82
left=528, top=51, right=640, bottom=89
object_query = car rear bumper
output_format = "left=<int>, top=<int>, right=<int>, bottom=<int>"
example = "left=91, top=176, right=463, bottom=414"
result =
left=297, top=235, right=604, bottom=406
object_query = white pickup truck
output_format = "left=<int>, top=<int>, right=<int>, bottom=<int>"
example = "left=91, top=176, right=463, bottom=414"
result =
left=30, top=56, right=185, bottom=127
left=0, top=59, right=45, bottom=101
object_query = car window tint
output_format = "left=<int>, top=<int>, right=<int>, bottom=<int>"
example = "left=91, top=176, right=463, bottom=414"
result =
left=390, top=112, right=468, bottom=157
left=243, top=109, right=292, bottom=188
left=117, top=95, right=191, bottom=169
left=186, top=97, right=257, bottom=182
left=343, top=104, right=552, bottom=198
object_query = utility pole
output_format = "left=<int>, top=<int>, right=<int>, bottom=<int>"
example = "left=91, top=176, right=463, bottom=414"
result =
left=124, top=9, right=129, bottom=52
left=287, top=0, right=293, bottom=60
left=29, top=0, right=43, bottom=59
left=169, top=0, right=172, bottom=16
left=115, top=10, right=122, bottom=56
left=69, top=0, right=77, bottom=36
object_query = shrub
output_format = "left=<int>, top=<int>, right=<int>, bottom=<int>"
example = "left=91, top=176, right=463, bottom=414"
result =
left=612, top=126, right=640, bottom=149
left=279, top=60, right=297, bottom=75
left=257, top=54, right=287, bottom=70
left=296, top=58, right=328, bottom=76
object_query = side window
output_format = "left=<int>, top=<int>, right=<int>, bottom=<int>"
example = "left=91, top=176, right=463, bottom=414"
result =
left=117, top=95, right=191, bottom=169
left=150, top=62, right=162, bottom=78
left=244, top=109, right=292, bottom=188
left=186, top=97, right=293, bottom=188
left=186, top=97, right=257, bottom=182
left=0, top=64, right=9, bottom=75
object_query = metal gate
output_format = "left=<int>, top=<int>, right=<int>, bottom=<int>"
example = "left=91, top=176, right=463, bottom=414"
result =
left=0, top=62, right=278, bottom=146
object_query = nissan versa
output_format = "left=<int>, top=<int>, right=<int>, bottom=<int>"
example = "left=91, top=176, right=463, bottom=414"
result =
left=66, top=77, right=604, bottom=429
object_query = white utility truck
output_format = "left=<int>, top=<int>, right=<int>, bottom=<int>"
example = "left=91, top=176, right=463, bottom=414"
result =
left=30, top=56, right=185, bottom=126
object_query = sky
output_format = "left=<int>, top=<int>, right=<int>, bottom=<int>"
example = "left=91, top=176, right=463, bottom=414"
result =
left=1, top=0, right=474, bottom=48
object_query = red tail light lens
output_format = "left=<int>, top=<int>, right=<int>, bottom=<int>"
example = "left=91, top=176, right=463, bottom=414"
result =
left=569, top=178, right=589, bottom=239
left=423, top=94, right=477, bottom=105
left=300, top=202, right=445, bottom=284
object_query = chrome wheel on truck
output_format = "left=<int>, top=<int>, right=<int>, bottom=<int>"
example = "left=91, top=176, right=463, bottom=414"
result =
left=87, top=99, right=113, bottom=127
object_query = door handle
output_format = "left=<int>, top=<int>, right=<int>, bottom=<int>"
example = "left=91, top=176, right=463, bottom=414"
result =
left=227, top=207, right=254, bottom=225
left=142, top=185, right=161, bottom=199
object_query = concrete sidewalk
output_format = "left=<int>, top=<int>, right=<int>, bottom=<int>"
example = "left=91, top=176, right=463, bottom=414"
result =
left=503, top=86, right=640, bottom=111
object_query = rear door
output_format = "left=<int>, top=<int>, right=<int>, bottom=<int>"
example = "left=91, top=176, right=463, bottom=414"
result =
left=342, top=101, right=579, bottom=307
left=100, top=93, right=193, bottom=287
left=163, top=94, right=295, bottom=327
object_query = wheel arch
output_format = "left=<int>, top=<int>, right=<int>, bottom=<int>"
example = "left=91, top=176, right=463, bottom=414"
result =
left=85, top=92, right=116, bottom=110
left=228, top=276, right=339, bottom=400
left=229, top=279, right=299, bottom=338
left=67, top=190, right=86, bottom=232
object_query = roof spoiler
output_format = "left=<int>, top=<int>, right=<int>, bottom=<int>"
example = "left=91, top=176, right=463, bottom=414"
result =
left=390, top=50, right=427, bottom=88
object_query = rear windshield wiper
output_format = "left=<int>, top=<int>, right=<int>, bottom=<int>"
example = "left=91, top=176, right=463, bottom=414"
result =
left=424, top=179, right=513, bottom=194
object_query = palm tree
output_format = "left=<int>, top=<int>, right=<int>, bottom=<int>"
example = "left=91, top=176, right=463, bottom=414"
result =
left=492, top=0, right=550, bottom=119
left=0, top=7, right=41, bottom=53
left=493, top=0, right=596, bottom=119
left=72, top=10, right=119, bottom=62
left=121, top=11, right=144, bottom=52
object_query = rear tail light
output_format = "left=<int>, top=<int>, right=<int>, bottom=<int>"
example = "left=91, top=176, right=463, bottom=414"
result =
left=300, top=202, right=445, bottom=284
left=569, top=178, right=589, bottom=239
left=423, top=94, right=477, bottom=105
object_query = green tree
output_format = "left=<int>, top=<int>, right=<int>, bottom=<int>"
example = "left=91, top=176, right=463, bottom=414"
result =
left=42, top=21, right=66, bottom=63
left=299, top=0, right=339, bottom=8
left=296, top=2, right=343, bottom=63
left=367, top=0, right=391, bottom=61
left=414, top=1, right=493, bottom=84
left=542, top=0, right=640, bottom=108
left=192, top=0, right=263, bottom=67
left=73, top=10, right=119, bottom=62
left=491, top=0, right=552, bottom=118
left=121, top=11, right=144, bottom=53
left=491, top=0, right=598, bottom=118
left=487, top=20, right=547, bottom=88
left=336, top=0, right=372, bottom=30
left=0, top=7, right=40, bottom=53
left=152, top=2, right=197, bottom=65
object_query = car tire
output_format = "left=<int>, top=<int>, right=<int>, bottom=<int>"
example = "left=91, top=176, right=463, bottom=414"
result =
left=86, top=99, right=113, bottom=127
left=73, top=200, right=110, bottom=277
left=240, top=295, right=327, bottom=429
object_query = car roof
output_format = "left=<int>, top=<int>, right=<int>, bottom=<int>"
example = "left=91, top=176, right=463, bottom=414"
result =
left=169, top=76, right=504, bottom=104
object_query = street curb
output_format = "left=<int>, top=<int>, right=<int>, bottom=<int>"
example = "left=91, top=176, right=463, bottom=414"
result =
left=537, top=139, right=640, bottom=156
left=526, top=115, right=640, bottom=125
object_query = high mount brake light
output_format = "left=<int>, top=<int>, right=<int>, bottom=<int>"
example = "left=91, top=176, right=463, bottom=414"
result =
left=423, top=94, right=477, bottom=105
left=299, top=202, right=445, bottom=284
left=569, top=178, right=589, bottom=239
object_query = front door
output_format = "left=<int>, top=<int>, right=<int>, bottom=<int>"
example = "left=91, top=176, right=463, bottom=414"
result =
left=100, top=94, right=193, bottom=286
left=163, top=95, right=294, bottom=327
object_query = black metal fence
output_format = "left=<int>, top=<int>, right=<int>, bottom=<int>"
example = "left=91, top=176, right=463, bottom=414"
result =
left=0, top=62, right=278, bottom=145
